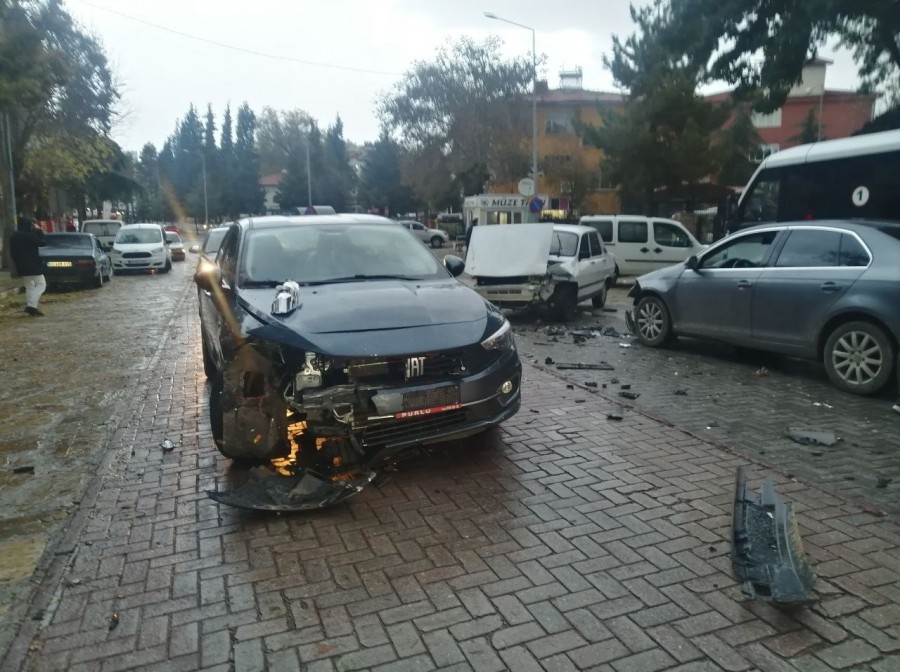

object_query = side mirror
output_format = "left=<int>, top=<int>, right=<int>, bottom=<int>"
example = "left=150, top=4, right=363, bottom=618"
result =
left=189, top=245, right=201, bottom=253
left=443, top=255, right=465, bottom=277
left=685, top=255, right=699, bottom=272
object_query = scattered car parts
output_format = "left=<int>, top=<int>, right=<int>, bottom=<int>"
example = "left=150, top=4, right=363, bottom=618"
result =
left=787, top=428, right=839, bottom=447
left=731, top=467, right=817, bottom=605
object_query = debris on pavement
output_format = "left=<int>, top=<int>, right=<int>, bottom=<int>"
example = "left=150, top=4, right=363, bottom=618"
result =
left=674, top=389, right=688, bottom=396
left=554, top=362, right=615, bottom=371
left=787, top=428, right=839, bottom=447
left=619, top=391, right=640, bottom=400
left=12, top=466, right=35, bottom=475
left=607, top=411, right=623, bottom=421
left=619, top=343, right=632, bottom=348
left=753, top=367, right=770, bottom=378
left=544, top=357, right=554, bottom=365
left=621, top=384, right=632, bottom=390
left=108, top=613, right=119, bottom=631
left=585, top=382, right=598, bottom=388
left=207, top=467, right=376, bottom=511
left=732, top=467, right=817, bottom=605
left=876, top=477, right=892, bottom=489
left=160, top=438, right=177, bottom=452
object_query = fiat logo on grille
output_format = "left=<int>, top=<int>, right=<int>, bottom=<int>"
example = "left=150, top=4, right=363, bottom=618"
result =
left=405, top=356, right=426, bottom=379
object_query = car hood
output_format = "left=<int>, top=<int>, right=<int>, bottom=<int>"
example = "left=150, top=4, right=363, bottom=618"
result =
left=630, top=261, right=688, bottom=295
left=465, top=224, right=553, bottom=277
left=237, top=278, right=492, bottom=356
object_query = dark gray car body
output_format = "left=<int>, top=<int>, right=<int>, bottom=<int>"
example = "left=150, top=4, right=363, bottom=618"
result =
left=40, top=233, right=112, bottom=286
left=628, top=221, right=900, bottom=392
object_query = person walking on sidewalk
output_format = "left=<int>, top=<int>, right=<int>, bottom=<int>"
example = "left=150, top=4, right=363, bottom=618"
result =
left=10, top=217, right=47, bottom=317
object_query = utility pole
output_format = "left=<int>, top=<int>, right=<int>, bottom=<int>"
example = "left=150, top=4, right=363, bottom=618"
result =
left=306, top=140, right=312, bottom=208
left=1, top=112, right=19, bottom=269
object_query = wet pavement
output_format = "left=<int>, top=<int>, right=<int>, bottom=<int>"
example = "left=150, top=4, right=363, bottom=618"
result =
left=512, top=287, right=900, bottom=517
left=0, top=262, right=898, bottom=670
left=0, top=259, right=194, bottom=659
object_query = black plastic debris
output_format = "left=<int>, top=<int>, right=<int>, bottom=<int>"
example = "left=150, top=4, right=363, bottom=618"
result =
left=624, top=310, right=635, bottom=333
left=602, top=307, right=617, bottom=313
left=619, top=391, right=640, bottom=400
left=544, top=357, right=554, bottom=365
left=160, top=438, right=176, bottom=452
left=207, top=468, right=375, bottom=511
left=607, top=411, right=623, bottom=421
left=674, top=389, right=688, bottom=396
left=108, top=613, right=120, bottom=631
left=876, top=477, right=892, bottom=489
left=621, top=384, right=631, bottom=390
left=12, top=466, right=35, bottom=475
left=555, top=362, right=615, bottom=371
left=731, top=467, right=817, bottom=605
left=585, top=382, right=598, bottom=388
left=787, top=428, right=839, bottom=447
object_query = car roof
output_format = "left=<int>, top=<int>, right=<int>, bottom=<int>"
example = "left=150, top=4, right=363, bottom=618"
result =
left=237, top=214, right=398, bottom=230
left=731, top=219, right=900, bottom=235
left=83, top=219, right=122, bottom=225
left=553, top=224, right=598, bottom=235
left=120, top=222, right=164, bottom=229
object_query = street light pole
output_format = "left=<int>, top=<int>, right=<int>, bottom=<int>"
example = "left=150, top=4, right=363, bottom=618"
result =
left=200, top=152, right=209, bottom=227
left=484, top=11, right=538, bottom=222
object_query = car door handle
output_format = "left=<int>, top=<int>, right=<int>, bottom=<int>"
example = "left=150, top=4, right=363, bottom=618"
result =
left=653, top=247, right=663, bottom=253
left=821, top=281, right=840, bottom=293
left=640, top=247, right=649, bottom=253
left=736, top=280, right=752, bottom=289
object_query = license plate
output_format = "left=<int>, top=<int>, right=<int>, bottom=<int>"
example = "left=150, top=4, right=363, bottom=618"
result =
left=46, top=261, right=72, bottom=268
left=399, top=386, right=459, bottom=415
left=127, top=260, right=146, bottom=266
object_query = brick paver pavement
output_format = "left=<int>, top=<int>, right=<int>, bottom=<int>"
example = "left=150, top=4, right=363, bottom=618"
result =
left=514, top=287, right=900, bottom=517
left=5, top=292, right=900, bottom=671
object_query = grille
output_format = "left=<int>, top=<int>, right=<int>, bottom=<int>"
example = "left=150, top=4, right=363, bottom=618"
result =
left=476, top=276, right=531, bottom=286
left=123, top=252, right=152, bottom=259
left=360, top=409, right=467, bottom=446
left=346, top=352, right=464, bottom=383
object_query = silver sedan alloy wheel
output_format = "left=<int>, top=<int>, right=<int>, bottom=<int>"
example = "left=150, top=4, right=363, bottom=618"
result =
left=637, top=300, right=665, bottom=342
left=830, top=330, right=884, bottom=386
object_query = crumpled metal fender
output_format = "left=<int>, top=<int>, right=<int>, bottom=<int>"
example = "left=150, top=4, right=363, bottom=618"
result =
left=219, top=344, right=290, bottom=461
left=207, top=467, right=376, bottom=511
left=732, top=467, right=817, bottom=605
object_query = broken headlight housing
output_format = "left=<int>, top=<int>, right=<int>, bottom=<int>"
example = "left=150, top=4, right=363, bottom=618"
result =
left=295, top=352, right=331, bottom=389
left=481, top=319, right=513, bottom=351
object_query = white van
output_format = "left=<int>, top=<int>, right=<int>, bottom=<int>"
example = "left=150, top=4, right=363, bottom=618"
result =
left=82, top=219, right=123, bottom=251
left=578, top=215, right=706, bottom=276
left=728, top=128, right=900, bottom=232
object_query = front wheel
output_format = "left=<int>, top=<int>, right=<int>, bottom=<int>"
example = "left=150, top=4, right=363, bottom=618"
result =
left=550, top=285, right=577, bottom=322
left=634, top=294, right=673, bottom=347
left=209, top=370, right=225, bottom=451
left=430, top=236, right=443, bottom=249
left=162, top=260, right=172, bottom=274
left=93, top=269, right=103, bottom=288
left=591, top=284, right=608, bottom=309
left=201, top=335, right=217, bottom=379
left=823, top=321, right=894, bottom=395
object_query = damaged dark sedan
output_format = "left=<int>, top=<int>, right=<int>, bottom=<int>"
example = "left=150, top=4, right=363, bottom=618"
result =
left=196, top=215, right=521, bottom=510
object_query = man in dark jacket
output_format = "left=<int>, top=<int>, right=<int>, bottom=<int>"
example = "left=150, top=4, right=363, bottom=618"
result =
left=10, top=217, right=47, bottom=316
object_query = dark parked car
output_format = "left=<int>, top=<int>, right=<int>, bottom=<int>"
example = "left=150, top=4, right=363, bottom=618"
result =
left=40, top=233, right=112, bottom=288
left=196, top=215, right=521, bottom=508
left=627, top=221, right=900, bottom=395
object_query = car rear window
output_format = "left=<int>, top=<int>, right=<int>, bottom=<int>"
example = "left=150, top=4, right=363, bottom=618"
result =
left=83, top=221, right=122, bottom=236
left=165, top=232, right=182, bottom=244
left=45, top=235, right=92, bottom=249
left=585, top=220, right=613, bottom=242
left=116, top=228, right=162, bottom=244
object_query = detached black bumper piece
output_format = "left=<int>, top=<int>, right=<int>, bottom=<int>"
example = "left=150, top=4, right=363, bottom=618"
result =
left=731, top=467, right=817, bottom=605
left=207, top=468, right=375, bottom=512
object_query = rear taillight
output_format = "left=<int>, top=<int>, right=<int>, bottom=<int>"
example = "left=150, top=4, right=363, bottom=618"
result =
left=77, top=259, right=95, bottom=266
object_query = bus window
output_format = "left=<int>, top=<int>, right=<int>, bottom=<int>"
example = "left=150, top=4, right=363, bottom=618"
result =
left=740, top=171, right=780, bottom=224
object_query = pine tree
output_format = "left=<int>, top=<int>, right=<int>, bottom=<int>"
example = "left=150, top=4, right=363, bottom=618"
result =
left=233, top=102, right=263, bottom=215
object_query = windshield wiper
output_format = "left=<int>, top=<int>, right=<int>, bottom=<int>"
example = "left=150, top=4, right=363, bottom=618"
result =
left=241, top=280, right=286, bottom=288
left=307, top=274, right=420, bottom=285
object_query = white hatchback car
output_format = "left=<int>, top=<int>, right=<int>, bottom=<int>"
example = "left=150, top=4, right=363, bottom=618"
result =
left=109, top=223, right=172, bottom=273
left=466, top=224, right=616, bottom=321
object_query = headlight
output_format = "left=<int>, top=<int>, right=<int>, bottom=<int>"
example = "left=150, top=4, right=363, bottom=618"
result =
left=481, top=319, right=513, bottom=351
left=294, top=352, right=330, bottom=390
left=110, top=247, right=121, bottom=256
left=150, top=247, right=164, bottom=254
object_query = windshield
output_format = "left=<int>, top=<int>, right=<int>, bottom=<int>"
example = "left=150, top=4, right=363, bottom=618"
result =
left=239, top=224, right=446, bottom=286
left=83, top=221, right=121, bottom=237
left=203, top=228, right=228, bottom=254
left=549, top=231, right=579, bottom=257
left=115, top=228, right=162, bottom=244
left=45, top=234, right=93, bottom=249
left=165, top=232, right=182, bottom=244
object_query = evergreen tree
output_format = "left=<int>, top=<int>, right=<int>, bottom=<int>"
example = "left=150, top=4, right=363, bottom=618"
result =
left=233, top=102, right=263, bottom=215
left=359, top=131, right=413, bottom=215
left=219, top=104, right=236, bottom=217
left=321, top=115, right=355, bottom=211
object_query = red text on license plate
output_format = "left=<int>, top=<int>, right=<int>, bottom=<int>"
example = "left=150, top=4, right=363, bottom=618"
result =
left=394, top=403, right=462, bottom=420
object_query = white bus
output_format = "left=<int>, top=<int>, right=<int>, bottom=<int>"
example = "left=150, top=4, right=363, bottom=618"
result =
left=728, top=128, right=900, bottom=232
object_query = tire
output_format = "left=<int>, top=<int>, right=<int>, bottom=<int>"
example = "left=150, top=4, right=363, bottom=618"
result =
left=106, top=264, right=113, bottom=281
left=634, top=294, right=673, bottom=347
left=162, top=260, right=172, bottom=274
left=201, top=334, right=217, bottom=379
left=430, top=236, right=443, bottom=249
left=93, top=268, right=103, bottom=288
left=591, top=284, right=608, bottom=309
left=550, top=285, right=578, bottom=322
left=823, top=321, right=895, bottom=395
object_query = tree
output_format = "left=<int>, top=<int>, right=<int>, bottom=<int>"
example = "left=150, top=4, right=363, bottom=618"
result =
left=232, top=102, right=263, bottom=215
left=257, top=107, right=314, bottom=175
left=718, top=105, right=762, bottom=186
left=0, top=0, right=119, bottom=262
left=218, top=104, right=235, bottom=217
left=358, top=130, right=414, bottom=215
left=379, top=37, right=533, bottom=207
left=320, top=115, right=355, bottom=211
left=792, top=107, right=823, bottom=144
left=542, top=154, right=598, bottom=215
left=587, top=2, right=730, bottom=211
left=662, top=0, right=900, bottom=111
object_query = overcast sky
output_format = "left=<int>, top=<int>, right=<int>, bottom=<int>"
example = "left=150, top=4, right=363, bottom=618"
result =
left=66, top=0, right=863, bottom=152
